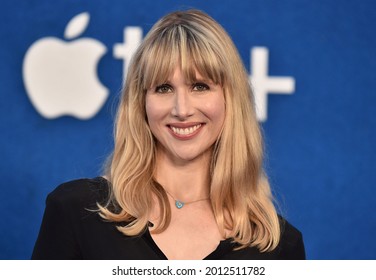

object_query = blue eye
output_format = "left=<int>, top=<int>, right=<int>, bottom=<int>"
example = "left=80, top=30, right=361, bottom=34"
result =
left=155, top=84, right=172, bottom=93
left=193, top=83, right=210, bottom=91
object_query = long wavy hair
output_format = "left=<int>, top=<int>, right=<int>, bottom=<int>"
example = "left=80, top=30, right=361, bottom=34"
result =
left=99, top=9, right=280, bottom=252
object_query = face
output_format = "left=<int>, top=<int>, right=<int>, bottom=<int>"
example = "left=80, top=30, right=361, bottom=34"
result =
left=145, top=67, right=225, bottom=164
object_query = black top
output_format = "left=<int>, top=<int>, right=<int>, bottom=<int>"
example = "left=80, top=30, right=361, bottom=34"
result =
left=31, top=177, right=306, bottom=260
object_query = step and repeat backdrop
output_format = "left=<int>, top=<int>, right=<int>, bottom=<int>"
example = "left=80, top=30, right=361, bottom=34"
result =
left=1, top=0, right=375, bottom=259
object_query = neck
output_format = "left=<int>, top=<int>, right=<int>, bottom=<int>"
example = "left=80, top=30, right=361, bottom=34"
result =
left=154, top=150, right=211, bottom=202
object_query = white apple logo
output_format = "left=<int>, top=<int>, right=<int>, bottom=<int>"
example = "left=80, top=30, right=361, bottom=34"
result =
left=23, top=12, right=109, bottom=120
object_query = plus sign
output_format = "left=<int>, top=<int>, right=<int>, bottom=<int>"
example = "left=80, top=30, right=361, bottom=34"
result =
left=113, top=27, right=143, bottom=78
left=249, top=47, right=295, bottom=122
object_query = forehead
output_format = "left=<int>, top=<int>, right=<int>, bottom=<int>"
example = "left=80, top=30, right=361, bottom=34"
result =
left=163, top=66, right=214, bottom=83
left=143, top=56, right=222, bottom=90
left=140, top=26, right=225, bottom=90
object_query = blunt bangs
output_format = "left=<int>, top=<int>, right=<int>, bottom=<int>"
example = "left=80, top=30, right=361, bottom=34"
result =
left=140, top=23, right=226, bottom=90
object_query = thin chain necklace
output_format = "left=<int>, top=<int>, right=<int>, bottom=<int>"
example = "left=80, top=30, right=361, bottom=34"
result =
left=164, top=188, right=210, bottom=209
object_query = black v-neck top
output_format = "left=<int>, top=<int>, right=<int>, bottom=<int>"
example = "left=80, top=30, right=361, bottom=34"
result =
left=31, top=177, right=306, bottom=260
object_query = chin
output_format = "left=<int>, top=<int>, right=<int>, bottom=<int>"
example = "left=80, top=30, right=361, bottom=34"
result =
left=173, top=150, right=211, bottom=164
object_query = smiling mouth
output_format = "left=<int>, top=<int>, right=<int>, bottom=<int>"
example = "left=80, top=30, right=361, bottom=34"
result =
left=169, top=124, right=202, bottom=136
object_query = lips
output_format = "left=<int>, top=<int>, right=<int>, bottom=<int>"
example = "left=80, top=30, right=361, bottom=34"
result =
left=167, top=123, right=203, bottom=139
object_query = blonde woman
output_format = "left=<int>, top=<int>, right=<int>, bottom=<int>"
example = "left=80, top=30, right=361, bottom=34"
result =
left=32, top=9, right=305, bottom=260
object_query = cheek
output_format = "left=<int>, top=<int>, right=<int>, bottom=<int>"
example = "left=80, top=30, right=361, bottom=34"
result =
left=145, top=97, right=160, bottom=125
left=204, top=96, right=226, bottom=125
left=145, top=104, right=159, bottom=140
left=145, top=103, right=153, bottom=124
left=145, top=97, right=169, bottom=139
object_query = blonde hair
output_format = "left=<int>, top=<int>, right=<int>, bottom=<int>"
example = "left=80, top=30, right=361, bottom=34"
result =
left=99, top=9, right=280, bottom=252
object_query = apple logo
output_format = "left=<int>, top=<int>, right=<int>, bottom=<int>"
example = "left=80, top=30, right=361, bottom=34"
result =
left=23, top=12, right=109, bottom=120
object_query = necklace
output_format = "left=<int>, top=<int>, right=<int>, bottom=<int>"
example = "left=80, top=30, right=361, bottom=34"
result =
left=164, top=189, right=210, bottom=209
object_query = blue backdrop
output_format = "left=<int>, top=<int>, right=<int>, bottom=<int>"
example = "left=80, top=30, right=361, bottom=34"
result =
left=1, top=0, right=375, bottom=260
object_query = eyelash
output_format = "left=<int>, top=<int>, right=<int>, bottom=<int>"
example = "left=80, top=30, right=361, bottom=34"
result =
left=193, top=83, right=210, bottom=91
left=155, top=84, right=172, bottom=93
left=154, top=83, right=210, bottom=93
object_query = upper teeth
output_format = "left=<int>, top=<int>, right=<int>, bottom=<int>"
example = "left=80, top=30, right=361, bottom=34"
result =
left=171, top=124, right=201, bottom=135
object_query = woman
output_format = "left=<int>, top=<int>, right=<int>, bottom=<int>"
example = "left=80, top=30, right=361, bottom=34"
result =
left=32, top=9, right=305, bottom=260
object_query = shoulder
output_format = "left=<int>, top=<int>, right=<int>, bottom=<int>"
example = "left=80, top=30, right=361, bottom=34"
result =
left=32, top=177, right=111, bottom=259
left=277, top=216, right=306, bottom=259
left=46, top=177, right=110, bottom=212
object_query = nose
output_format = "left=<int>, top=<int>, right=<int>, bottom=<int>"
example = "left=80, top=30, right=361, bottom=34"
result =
left=171, top=89, right=194, bottom=119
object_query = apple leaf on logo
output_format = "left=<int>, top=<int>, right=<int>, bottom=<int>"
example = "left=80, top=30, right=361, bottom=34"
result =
left=64, top=12, right=90, bottom=40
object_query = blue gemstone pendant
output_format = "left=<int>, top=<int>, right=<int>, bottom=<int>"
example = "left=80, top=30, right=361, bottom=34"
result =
left=175, top=200, right=184, bottom=209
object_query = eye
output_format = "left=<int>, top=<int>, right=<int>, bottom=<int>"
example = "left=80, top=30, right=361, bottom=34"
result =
left=192, top=83, right=210, bottom=92
left=155, top=84, right=173, bottom=93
